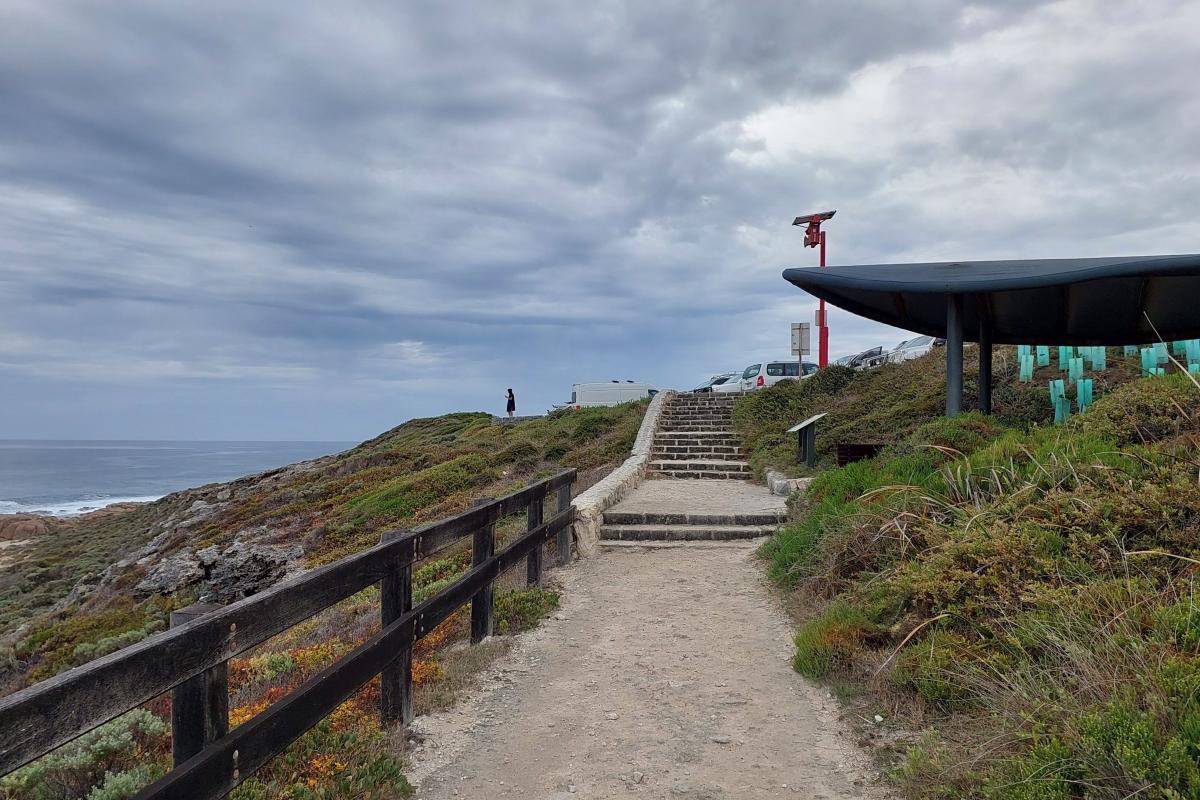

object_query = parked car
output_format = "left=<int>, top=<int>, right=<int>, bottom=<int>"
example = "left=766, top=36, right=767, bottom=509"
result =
left=737, top=360, right=818, bottom=391
left=567, top=381, right=657, bottom=408
left=712, top=374, right=747, bottom=394
left=886, top=335, right=943, bottom=364
left=693, top=373, right=738, bottom=393
left=848, top=346, right=887, bottom=370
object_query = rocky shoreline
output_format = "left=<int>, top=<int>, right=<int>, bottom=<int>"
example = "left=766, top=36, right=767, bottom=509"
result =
left=0, top=503, right=147, bottom=543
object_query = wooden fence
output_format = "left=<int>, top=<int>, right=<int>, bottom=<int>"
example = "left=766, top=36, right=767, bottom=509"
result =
left=0, top=469, right=576, bottom=799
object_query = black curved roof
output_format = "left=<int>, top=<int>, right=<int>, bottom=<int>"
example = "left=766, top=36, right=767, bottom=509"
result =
left=782, top=254, right=1200, bottom=345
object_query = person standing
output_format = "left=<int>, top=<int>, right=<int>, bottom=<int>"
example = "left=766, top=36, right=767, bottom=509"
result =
left=505, top=388, right=516, bottom=418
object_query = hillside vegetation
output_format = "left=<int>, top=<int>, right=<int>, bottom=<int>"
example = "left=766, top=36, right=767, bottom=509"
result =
left=732, top=346, right=1143, bottom=478
left=1, top=403, right=646, bottom=800
left=746, top=351, right=1200, bottom=798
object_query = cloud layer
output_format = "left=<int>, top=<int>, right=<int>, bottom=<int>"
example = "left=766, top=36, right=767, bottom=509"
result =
left=3, top=1, right=1198, bottom=438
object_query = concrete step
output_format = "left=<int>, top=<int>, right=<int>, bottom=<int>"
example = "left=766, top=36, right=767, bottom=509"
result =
left=599, top=524, right=777, bottom=541
left=650, top=459, right=749, bottom=471
left=652, top=443, right=741, bottom=453
left=666, top=410, right=734, bottom=416
left=661, top=424, right=732, bottom=431
left=602, top=510, right=787, bottom=526
left=647, top=469, right=752, bottom=480
left=653, top=442, right=740, bottom=448
left=655, top=431, right=739, bottom=439
left=658, top=424, right=735, bottom=432
left=651, top=450, right=745, bottom=461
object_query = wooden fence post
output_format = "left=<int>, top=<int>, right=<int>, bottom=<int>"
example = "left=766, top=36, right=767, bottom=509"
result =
left=555, top=482, right=572, bottom=567
left=526, top=488, right=545, bottom=587
left=170, top=603, right=228, bottom=766
left=471, top=498, right=495, bottom=644
left=379, top=530, right=413, bottom=726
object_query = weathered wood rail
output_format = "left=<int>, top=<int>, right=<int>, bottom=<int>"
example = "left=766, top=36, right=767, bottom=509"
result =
left=0, top=469, right=576, bottom=799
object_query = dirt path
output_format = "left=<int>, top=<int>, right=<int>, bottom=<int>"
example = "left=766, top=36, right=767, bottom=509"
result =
left=408, top=542, right=885, bottom=799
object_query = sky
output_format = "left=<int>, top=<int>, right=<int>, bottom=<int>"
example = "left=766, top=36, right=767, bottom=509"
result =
left=2, top=1, right=1198, bottom=441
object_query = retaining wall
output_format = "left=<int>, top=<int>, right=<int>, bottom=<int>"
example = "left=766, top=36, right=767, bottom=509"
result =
left=571, top=390, right=673, bottom=557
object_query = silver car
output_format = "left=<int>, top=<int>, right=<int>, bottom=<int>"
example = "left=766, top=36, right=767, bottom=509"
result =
left=694, top=373, right=738, bottom=393
left=887, top=335, right=942, bottom=364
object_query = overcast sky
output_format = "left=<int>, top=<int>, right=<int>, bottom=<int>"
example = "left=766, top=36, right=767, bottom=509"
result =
left=3, top=1, right=1198, bottom=440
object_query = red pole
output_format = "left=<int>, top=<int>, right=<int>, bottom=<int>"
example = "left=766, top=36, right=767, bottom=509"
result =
left=818, top=230, right=829, bottom=367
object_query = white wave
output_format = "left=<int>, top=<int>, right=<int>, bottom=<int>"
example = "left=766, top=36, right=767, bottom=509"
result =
left=0, top=496, right=162, bottom=518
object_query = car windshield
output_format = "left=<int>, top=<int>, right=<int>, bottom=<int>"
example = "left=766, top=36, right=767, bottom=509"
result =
left=713, top=375, right=732, bottom=385
left=742, top=364, right=760, bottom=379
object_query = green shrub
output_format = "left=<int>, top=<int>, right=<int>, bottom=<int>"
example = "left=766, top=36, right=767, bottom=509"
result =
left=494, top=588, right=560, bottom=635
left=85, top=765, right=167, bottom=800
left=0, top=709, right=167, bottom=800
left=1070, top=373, right=1200, bottom=445
left=226, top=719, right=412, bottom=800
left=792, top=601, right=881, bottom=678
left=245, top=651, right=296, bottom=682
left=345, top=454, right=500, bottom=525
left=890, top=628, right=979, bottom=709
left=1157, top=595, right=1200, bottom=652
left=982, top=737, right=1076, bottom=800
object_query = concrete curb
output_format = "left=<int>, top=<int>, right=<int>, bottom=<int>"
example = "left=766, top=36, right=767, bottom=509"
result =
left=766, top=469, right=812, bottom=497
left=571, top=390, right=674, bottom=558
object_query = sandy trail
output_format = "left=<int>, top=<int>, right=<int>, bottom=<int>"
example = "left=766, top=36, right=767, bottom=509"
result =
left=408, top=542, right=884, bottom=799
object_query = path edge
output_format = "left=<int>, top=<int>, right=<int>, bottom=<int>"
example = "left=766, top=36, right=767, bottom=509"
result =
left=571, top=389, right=674, bottom=557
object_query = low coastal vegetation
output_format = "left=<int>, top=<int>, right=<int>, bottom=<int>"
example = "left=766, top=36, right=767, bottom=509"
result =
left=0, top=402, right=643, bottom=800
left=731, top=346, right=1141, bottom=478
left=748, top=351, right=1200, bottom=797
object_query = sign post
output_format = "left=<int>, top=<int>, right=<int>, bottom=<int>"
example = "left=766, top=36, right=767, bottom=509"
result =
left=791, top=323, right=811, bottom=374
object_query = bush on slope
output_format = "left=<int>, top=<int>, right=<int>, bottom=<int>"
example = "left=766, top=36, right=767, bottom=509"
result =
left=732, top=346, right=1141, bottom=479
left=762, top=372, right=1200, bottom=798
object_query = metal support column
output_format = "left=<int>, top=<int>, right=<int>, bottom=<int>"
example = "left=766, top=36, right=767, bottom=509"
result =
left=946, top=294, right=964, bottom=417
left=978, top=316, right=993, bottom=415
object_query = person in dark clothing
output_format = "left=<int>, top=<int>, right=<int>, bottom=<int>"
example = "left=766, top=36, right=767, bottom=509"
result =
left=505, top=388, right=516, bottom=418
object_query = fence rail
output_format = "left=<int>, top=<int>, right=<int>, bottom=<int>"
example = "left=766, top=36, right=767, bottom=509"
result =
left=0, top=469, right=576, bottom=799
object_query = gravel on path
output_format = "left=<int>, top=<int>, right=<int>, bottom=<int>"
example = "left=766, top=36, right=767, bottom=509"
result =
left=408, top=544, right=885, bottom=800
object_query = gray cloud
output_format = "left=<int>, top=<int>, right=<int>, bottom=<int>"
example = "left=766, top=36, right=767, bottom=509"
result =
left=2, top=0, right=1197, bottom=439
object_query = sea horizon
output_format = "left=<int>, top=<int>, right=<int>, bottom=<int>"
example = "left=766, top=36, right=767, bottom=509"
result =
left=0, top=439, right=356, bottom=517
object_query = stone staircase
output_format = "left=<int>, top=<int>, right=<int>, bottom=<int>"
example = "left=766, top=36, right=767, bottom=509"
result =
left=598, top=394, right=786, bottom=543
left=648, top=395, right=752, bottom=480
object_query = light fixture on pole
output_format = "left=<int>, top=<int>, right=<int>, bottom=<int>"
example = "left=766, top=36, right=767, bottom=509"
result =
left=792, top=210, right=836, bottom=368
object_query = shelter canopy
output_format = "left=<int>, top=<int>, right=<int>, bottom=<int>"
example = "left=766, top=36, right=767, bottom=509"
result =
left=782, top=254, right=1200, bottom=346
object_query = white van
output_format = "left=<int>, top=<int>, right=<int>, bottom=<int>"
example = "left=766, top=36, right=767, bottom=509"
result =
left=570, top=381, right=657, bottom=408
left=738, top=360, right=817, bottom=391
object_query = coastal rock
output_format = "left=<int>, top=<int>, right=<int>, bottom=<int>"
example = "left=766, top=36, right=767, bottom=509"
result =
left=134, top=539, right=302, bottom=602
left=202, top=540, right=303, bottom=604
left=0, top=515, right=53, bottom=541
left=134, top=551, right=206, bottom=597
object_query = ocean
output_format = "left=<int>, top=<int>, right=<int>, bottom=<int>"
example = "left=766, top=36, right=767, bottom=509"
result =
left=0, top=440, right=356, bottom=517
